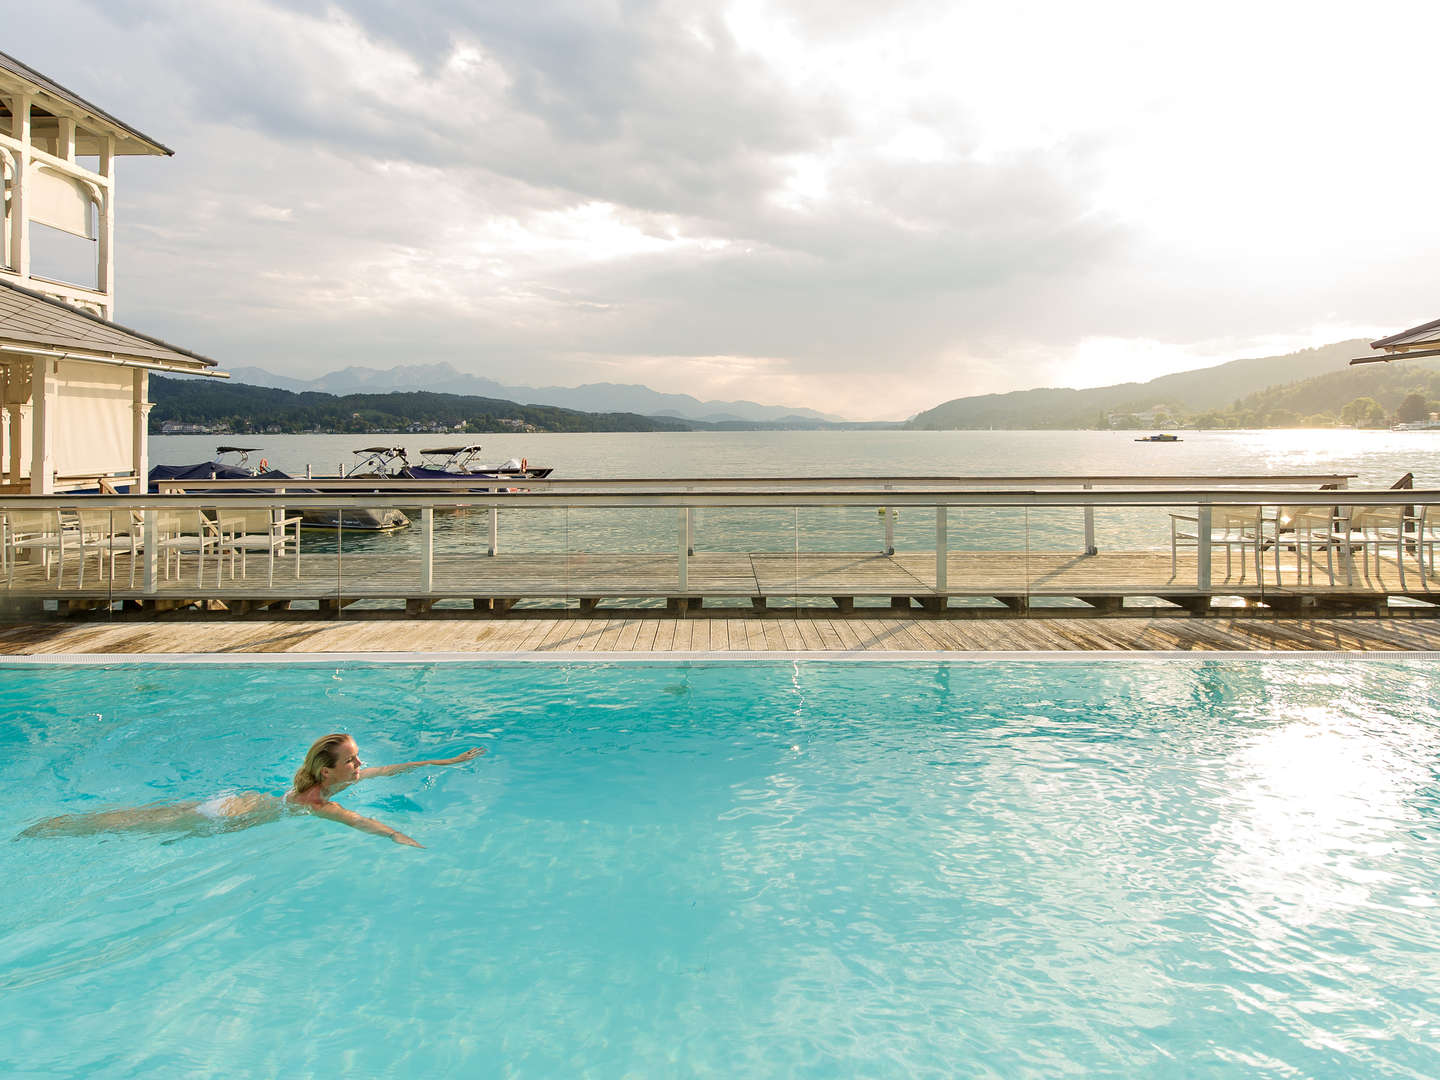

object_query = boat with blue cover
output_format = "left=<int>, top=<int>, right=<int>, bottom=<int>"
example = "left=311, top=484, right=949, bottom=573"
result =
left=150, top=448, right=409, bottom=532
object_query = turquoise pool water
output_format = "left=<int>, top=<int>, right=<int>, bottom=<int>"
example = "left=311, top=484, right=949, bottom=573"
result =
left=4, top=659, right=1440, bottom=1077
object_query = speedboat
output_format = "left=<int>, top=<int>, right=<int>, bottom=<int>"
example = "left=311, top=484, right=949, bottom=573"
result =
left=320, top=446, right=551, bottom=496
left=402, top=445, right=553, bottom=481
left=1135, top=433, right=1182, bottom=442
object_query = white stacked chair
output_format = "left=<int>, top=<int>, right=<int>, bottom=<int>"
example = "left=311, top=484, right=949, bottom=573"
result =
left=217, top=508, right=302, bottom=586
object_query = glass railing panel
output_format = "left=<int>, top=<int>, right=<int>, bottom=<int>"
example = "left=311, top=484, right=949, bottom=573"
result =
left=556, top=504, right=658, bottom=610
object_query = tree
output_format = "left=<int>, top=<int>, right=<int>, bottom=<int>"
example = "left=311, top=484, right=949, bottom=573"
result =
left=1397, top=392, right=1430, bottom=423
left=1192, top=410, right=1224, bottom=430
left=1340, top=396, right=1387, bottom=428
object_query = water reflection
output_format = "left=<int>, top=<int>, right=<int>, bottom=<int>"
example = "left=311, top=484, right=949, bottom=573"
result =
left=1215, top=692, right=1437, bottom=925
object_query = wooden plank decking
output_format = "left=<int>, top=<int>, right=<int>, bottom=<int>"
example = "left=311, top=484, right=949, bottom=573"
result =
left=4, top=613, right=1440, bottom=656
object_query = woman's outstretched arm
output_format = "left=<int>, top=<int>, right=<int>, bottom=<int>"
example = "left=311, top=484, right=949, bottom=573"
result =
left=310, top=801, right=423, bottom=847
left=357, top=746, right=485, bottom=780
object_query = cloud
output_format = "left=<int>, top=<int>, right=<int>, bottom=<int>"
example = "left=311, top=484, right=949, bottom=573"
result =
left=8, top=0, right=1440, bottom=418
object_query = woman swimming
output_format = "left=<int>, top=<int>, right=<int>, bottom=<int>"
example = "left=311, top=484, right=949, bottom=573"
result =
left=18, top=733, right=485, bottom=846
left=285, top=732, right=483, bottom=847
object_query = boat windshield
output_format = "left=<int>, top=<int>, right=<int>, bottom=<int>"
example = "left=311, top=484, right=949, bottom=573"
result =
left=346, top=447, right=408, bottom=476
left=213, top=446, right=263, bottom=469
left=417, top=446, right=484, bottom=472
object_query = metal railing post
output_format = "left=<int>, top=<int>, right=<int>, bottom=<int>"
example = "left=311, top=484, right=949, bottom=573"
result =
left=142, top=508, right=157, bottom=594
left=935, top=505, right=947, bottom=592
left=420, top=507, right=434, bottom=592
left=678, top=506, right=689, bottom=591
left=488, top=506, right=499, bottom=556
left=685, top=506, right=693, bottom=556
left=1196, top=503, right=1212, bottom=592
left=883, top=507, right=895, bottom=555
left=1083, top=483, right=1097, bottom=555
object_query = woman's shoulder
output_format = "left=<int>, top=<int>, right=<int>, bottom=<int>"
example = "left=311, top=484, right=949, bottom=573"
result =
left=285, top=789, right=340, bottom=813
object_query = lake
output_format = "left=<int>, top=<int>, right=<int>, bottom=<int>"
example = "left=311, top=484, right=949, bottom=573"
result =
left=148, top=429, right=1438, bottom=562
left=153, top=428, right=1437, bottom=486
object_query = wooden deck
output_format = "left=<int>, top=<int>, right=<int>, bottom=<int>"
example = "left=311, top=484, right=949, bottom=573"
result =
left=4, top=613, right=1440, bottom=656
left=4, top=546, right=1436, bottom=617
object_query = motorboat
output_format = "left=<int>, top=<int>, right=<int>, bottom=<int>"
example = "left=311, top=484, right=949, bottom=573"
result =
left=322, top=446, right=551, bottom=496
left=1134, top=433, right=1182, bottom=442
left=402, top=445, right=553, bottom=481
left=150, top=448, right=410, bottom=532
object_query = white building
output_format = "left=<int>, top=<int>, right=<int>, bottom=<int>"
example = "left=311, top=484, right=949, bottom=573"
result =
left=1, top=49, right=225, bottom=495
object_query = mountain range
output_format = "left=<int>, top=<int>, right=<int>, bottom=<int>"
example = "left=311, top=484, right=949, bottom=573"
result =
left=227, top=363, right=842, bottom=424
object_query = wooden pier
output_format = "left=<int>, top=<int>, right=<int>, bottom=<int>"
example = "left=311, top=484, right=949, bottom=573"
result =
left=4, top=477, right=1437, bottom=622
left=2, top=547, right=1437, bottom=618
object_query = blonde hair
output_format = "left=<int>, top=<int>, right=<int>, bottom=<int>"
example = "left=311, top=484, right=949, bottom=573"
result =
left=293, top=733, right=353, bottom=794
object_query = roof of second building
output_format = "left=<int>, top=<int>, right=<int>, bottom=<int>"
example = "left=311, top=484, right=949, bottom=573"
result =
left=1372, top=315, right=1440, bottom=351
left=0, top=49, right=172, bottom=156
left=0, top=276, right=218, bottom=372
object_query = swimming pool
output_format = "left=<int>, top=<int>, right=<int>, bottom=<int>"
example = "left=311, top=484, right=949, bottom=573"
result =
left=4, top=658, right=1439, bottom=1077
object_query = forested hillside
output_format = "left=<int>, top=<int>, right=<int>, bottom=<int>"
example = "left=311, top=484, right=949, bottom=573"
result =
left=907, top=341, right=1369, bottom=429
left=1206, top=356, right=1440, bottom=428
left=148, top=377, right=689, bottom=434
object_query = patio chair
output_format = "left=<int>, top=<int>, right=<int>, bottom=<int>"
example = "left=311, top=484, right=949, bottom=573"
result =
left=1341, top=504, right=1414, bottom=591
left=154, top=508, right=221, bottom=586
left=1415, top=505, right=1440, bottom=584
left=1170, top=506, right=1265, bottom=585
left=217, top=508, right=302, bottom=586
left=5, top=509, right=76, bottom=587
left=72, top=508, right=145, bottom=589
left=1270, top=505, right=1340, bottom=586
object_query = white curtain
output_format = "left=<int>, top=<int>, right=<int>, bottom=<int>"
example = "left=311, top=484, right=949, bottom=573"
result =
left=52, top=361, right=134, bottom=477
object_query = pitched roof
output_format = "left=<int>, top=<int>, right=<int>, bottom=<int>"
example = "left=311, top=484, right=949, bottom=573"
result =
left=0, top=276, right=220, bottom=373
left=1372, top=316, right=1440, bottom=352
left=0, top=49, right=172, bottom=156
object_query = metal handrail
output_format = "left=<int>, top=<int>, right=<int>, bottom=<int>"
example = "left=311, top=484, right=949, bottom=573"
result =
left=3, top=487, right=1433, bottom=511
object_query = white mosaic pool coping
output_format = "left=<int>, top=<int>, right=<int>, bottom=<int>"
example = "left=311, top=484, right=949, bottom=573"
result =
left=1, top=650, right=1438, bottom=664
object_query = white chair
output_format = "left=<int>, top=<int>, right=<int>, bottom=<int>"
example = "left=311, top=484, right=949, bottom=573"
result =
left=1414, top=506, right=1440, bottom=584
left=217, top=508, right=302, bottom=586
left=5, top=509, right=76, bottom=586
left=1170, top=506, right=1264, bottom=585
left=1271, top=505, right=1340, bottom=586
left=154, top=509, right=221, bottom=586
left=72, top=508, right=145, bottom=589
left=1341, top=505, right=1415, bottom=591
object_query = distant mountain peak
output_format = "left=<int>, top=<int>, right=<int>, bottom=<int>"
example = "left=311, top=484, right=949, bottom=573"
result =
left=226, top=364, right=845, bottom=423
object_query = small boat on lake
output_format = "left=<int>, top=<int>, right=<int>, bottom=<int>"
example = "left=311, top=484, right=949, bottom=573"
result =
left=325, top=446, right=551, bottom=494
left=1135, top=433, right=1182, bottom=442
left=401, top=445, right=553, bottom=482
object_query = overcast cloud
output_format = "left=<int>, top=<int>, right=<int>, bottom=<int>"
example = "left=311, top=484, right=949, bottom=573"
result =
left=10, top=0, right=1440, bottom=418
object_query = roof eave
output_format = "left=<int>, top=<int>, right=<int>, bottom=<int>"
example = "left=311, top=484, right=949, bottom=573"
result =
left=0, top=340, right=229, bottom=377
left=1371, top=315, right=1440, bottom=350
left=0, top=49, right=173, bottom=157
left=0, top=277, right=219, bottom=367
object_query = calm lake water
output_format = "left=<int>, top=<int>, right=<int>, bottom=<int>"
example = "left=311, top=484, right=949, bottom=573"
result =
left=149, top=429, right=1439, bottom=562
left=154, top=428, right=1438, bottom=486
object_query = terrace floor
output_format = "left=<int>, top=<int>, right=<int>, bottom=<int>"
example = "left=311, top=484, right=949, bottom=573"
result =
left=4, top=612, right=1440, bottom=656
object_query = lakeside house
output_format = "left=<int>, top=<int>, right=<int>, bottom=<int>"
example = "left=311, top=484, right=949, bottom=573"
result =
left=1, top=50, right=225, bottom=495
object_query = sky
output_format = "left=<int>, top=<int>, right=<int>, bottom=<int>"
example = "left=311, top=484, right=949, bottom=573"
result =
left=11, top=0, right=1440, bottom=419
